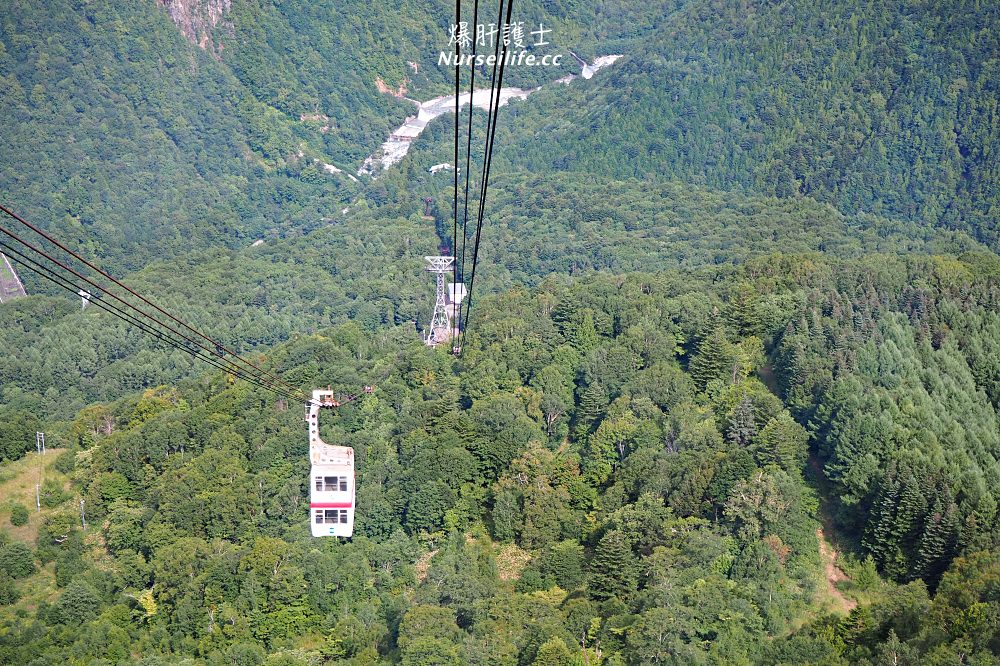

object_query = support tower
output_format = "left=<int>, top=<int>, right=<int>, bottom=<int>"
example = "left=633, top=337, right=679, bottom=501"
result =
left=424, top=256, right=465, bottom=346
left=0, top=253, right=26, bottom=304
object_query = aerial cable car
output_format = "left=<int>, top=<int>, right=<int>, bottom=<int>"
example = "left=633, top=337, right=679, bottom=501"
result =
left=307, top=386, right=374, bottom=537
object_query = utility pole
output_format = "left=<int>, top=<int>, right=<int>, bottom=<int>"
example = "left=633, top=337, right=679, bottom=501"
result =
left=80, top=499, right=86, bottom=531
left=36, top=431, right=44, bottom=512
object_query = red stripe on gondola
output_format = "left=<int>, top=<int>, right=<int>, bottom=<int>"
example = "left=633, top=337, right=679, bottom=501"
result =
left=310, top=502, right=354, bottom=508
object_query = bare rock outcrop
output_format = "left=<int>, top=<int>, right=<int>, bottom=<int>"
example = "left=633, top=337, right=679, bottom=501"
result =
left=159, top=0, right=232, bottom=52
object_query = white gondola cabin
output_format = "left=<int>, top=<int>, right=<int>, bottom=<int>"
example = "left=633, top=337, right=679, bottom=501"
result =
left=307, top=389, right=355, bottom=537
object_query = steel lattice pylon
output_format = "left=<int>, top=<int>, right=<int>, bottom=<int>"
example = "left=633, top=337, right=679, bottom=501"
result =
left=424, top=256, right=456, bottom=346
left=0, top=252, right=26, bottom=304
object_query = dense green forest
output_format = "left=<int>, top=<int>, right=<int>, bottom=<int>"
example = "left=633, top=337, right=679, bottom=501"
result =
left=0, top=0, right=663, bottom=269
left=3, top=0, right=997, bottom=268
left=3, top=0, right=1000, bottom=663
left=4, top=255, right=1000, bottom=665
left=0, top=0, right=353, bottom=269
left=0, top=172, right=986, bottom=427
left=485, top=0, right=1000, bottom=250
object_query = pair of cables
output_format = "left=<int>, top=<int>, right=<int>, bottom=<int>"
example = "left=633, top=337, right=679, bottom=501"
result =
left=451, top=0, right=517, bottom=353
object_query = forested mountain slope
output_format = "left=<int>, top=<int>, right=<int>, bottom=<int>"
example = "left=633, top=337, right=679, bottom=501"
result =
left=7, top=0, right=996, bottom=273
left=0, top=0, right=354, bottom=269
left=0, top=173, right=983, bottom=429
left=487, top=0, right=1000, bottom=248
left=0, top=0, right=664, bottom=269
left=3, top=253, right=1000, bottom=664
left=2, top=0, right=1000, bottom=664
left=218, top=0, right=671, bottom=163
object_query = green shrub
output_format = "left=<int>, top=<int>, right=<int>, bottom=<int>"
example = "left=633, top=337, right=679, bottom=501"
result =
left=51, top=580, right=100, bottom=625
left=0, top=541, right=37, bottom=579
left=54, top=449, right=77, bottom=474
left=0, top=577, right=18, bottom=605
left=40, top=478, right=71, bottom=508
left=9, top=503, right=29, bottom=527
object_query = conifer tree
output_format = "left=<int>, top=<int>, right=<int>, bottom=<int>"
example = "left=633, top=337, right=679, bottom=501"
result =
left=588, top=530, right=637, bottom=601
left=914, top=498, right=959, bottom=587
left=893, top=472, right=928, bottom=571
left=754, top=413, right=809, bottom=471
left=689, top=328, right=735, bottom=389
left=726, top=282, right=760, bottom=336
left=575, top=382, right=609, bottom=438
left=572, top=311, right=600, bottom=354
left=863, top=466, right=900, bottom=570
left=727, top=396, right=758, bottom=447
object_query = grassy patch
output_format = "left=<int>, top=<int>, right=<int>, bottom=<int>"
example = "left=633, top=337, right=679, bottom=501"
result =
left=0, top=449, right=74, bottom=543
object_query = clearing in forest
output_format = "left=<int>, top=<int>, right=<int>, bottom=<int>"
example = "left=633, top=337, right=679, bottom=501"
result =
left=817, top=527, right=857, bottom=614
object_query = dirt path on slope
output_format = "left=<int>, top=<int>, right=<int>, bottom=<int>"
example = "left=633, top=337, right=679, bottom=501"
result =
left=755, top=363, right=857, bottom=615
left=817, top=527, right=857, bottom=613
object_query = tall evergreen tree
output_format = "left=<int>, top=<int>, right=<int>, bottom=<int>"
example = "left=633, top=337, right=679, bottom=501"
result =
left=863, top=466, right=901, bottom=570
left=588, top=530, right=637, bottom=601
left=572, top=311, right=601, bottom=354
left=726, top=282, right=760, bottom=337
left=914, top=498, right=959, bottom=587
left=727, top=396, right=758, bottom=447
left=575, top=382, right=609, bottom=438
left=689, top=328, right=738, bottom=389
